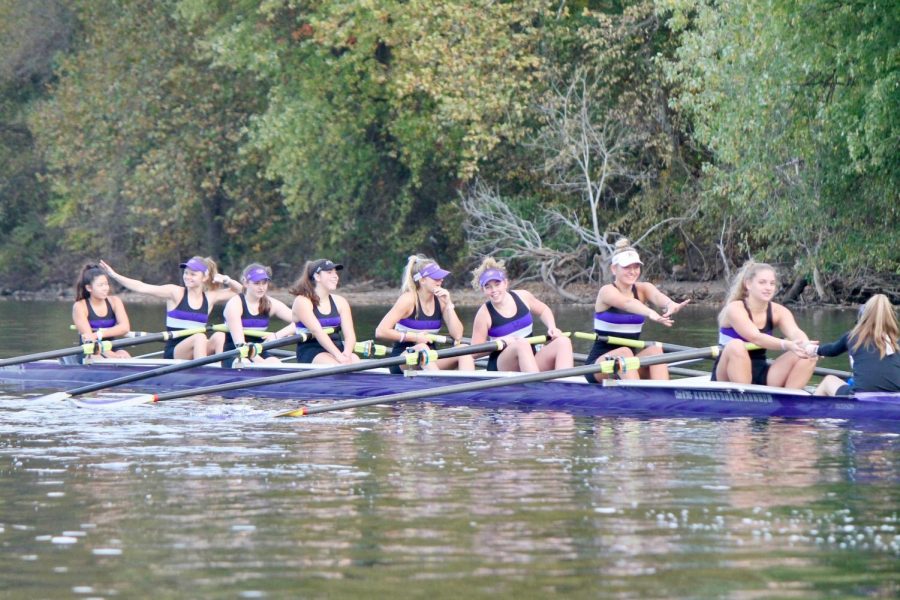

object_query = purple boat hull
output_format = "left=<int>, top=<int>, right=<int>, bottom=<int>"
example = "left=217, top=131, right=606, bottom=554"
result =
left=1, top=360, right=899, bottom=422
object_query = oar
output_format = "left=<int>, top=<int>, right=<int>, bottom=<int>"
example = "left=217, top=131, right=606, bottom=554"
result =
left=574, top=332, right=849, bottom=378
left=68, top=337, right=549, bottom=409
left=38, top=331, right=326, bottom=402
left=0, top=327, right=208, bottom=368
left=275, top=346, right=721, bottom=417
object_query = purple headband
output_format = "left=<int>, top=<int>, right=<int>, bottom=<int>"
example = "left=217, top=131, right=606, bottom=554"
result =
left=179, top=258, right=208, bottom=273
left=245, top=267, right=270, bottom=282
left=414, top=263, right=451, bottom=282
left=479, top=268, right=506, bottom=287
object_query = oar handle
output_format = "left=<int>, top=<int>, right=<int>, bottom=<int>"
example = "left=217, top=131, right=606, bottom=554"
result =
left=278, top=346, right=721, bottom=417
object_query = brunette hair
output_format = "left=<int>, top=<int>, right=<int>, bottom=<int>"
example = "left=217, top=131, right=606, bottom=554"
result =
left=241, top=263, right=272, bottom=316
left=401, top=254, right=437, bottom=293
left=470, top=257, right=507, bottom=290
left=718, top=261, right=776, bottom=325
left=850, top=294, right=899, bottom=358
left=288, top=260, right=320, bottom=306
left=74, top=264, right=108, bottom=301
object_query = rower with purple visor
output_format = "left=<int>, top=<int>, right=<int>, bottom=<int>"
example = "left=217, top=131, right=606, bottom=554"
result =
left=99, top=256, right=243, bottom=359
left=469, top=258, right=573, bottom=373
left=221, top=263, right=296, bottom=368
left=375, top=254, right=474, bottom=374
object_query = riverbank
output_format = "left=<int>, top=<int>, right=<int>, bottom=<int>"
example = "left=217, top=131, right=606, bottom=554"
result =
left=2, top=280, right=728, bottom=307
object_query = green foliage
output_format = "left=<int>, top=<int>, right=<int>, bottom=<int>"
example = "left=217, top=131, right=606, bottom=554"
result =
left=661, top=0, right=899, bottom=277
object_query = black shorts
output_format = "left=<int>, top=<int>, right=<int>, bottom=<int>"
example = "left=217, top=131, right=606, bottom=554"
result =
left=296, top=339, right=343, bottom=364
left=711, top=354, right=770, bottom=385
left=835, top=384, right=852, bottom=396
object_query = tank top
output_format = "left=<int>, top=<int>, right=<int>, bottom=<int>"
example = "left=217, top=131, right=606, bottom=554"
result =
left=166, top=288, right=210, bottom=331
left=718, top=300, right=772, bottom=359
left=593, top=284, right=645, bottom=339
left=395, top=295, right=443, bottom=335
left=295, top=295, right=342, bottom=339
left=486, top=291, right=533, bottom=339
left=85, top=298, right=117, bottom=330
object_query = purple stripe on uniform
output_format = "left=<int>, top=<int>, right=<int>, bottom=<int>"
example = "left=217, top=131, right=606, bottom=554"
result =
left=242, top=317, right=269, bottom=329
left=397, top=318, right=442, bottom=330
left=719, top=327, right=747, bottom=341
left=90, top=317, right=117, bottom=329
left=594, top=312, right=646, bottom=325
left=319, top=317, right=342, bottom=328
left=167, top=309, right=208, bottom=323
left=488, top=314, right=533, bottom=338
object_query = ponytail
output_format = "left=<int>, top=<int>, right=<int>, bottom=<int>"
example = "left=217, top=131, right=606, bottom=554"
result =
left=288, top=260, right=319, bottom=306
left=75, top=264, right=107, bottom=301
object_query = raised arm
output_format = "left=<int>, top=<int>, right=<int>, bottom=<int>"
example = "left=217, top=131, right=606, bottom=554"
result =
left=99, top=260, right=181, bottom=302
left=207, top=272, right=243, bottom=304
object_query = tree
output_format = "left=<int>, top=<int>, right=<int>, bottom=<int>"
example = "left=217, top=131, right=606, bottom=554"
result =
left=662, top=0, right=899, bottom=296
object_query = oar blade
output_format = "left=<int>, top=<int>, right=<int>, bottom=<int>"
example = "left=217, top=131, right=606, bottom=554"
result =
left=34, top=391, right=72, bottom=402
left=274, top=406, right=308, bottom=418
left=69, top=393, right=157, bottom=409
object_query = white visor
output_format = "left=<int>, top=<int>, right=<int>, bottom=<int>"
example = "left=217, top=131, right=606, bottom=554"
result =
left=611, top=250, right=643, bottom=267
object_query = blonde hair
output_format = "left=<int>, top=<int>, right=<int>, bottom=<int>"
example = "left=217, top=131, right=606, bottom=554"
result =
left=470, top=257, right=506, bottom=290
left=241, top=262, right=272, bottom=315
left=718, top=261, right=776, bottom=325
left=401, top=254, right=436, bottom=293
left=850, top=294, right=899, bottom=358
left=610, top=238, right=636, bottom=261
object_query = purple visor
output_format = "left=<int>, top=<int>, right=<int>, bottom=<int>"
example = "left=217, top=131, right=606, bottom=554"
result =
left=179, top=258, right=208, bottom=273
left=414, top=263, right=450, bottom=282
left=479, top=268, right=506, bottom=287
left=245, top=267, right=270, bottom=282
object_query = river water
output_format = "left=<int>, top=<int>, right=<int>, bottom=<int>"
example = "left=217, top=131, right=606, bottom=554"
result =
left=0, top=300, right=897, bottom=598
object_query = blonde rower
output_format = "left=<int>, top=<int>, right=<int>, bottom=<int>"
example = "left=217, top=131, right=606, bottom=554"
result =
left=585, top=239, right=689, bottom=382
left=375, top=254, right=474, bottom=374
left=469, top=258, right=573, bottom=372
left=712, top=261, right=815, bottom=388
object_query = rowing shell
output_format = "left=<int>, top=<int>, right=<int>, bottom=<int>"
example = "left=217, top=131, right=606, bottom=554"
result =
left=1, top=359, right=898, bottom=422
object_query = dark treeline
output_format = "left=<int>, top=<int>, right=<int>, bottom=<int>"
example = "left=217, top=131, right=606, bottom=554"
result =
left=1, top=0, right=897, bottom=301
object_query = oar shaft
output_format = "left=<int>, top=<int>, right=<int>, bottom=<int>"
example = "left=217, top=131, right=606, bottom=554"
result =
left=64, top=333, right=310, bottom=396
left=573, top=332, right=696, bottom=353
left=0, top=329, right=196, bottom=367
left=289, top=346, right=719, bottom=416
left=152, top=341, right=506, bottom=402
left=296, top=348, right=714, bottom=416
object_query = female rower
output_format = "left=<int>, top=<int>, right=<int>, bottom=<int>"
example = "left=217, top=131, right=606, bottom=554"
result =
left=221, top=263, right=295, bottom=368
left=100, top=257, right=242, bottom=359
left=289, top=259, right=360, bottom=365
left=72, top=263, right=131, bottom=359
left=469, top=258, right=573, bottom=372
left=375, top=255, right=475, bottom=374
left=712, top=261, right=815, bottom=388
left=805, top=294, right=900, bottom=396
left=585, top=239, right=689, bottom=382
